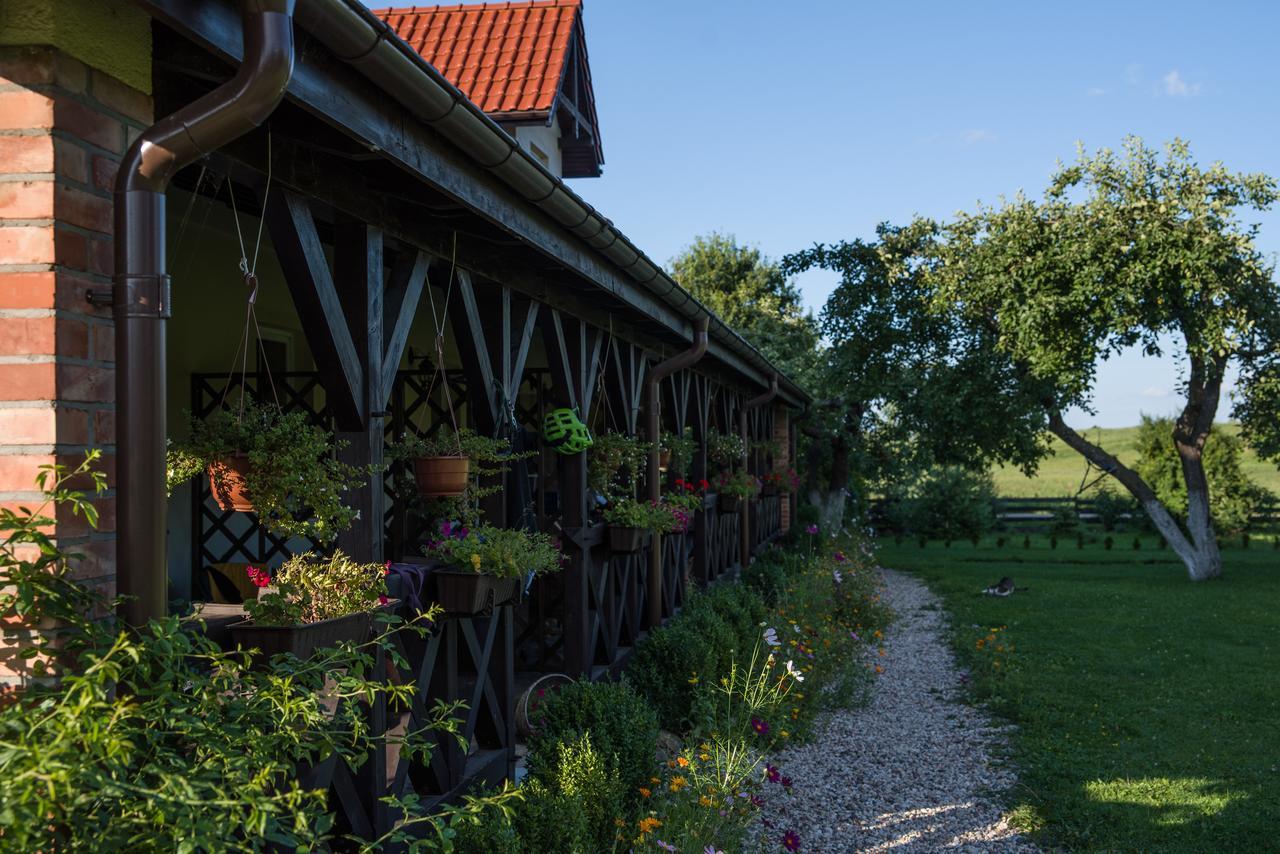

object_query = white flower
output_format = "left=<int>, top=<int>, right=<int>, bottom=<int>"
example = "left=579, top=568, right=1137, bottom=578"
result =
left=763, top=627, right=780, bottom=647
left=833, top=568, right=843, bottom=584
left=785, top=660, right=805, bottom=682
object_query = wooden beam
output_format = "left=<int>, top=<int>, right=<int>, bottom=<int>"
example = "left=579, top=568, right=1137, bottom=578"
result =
left=382, top=249, right=429, bottom=407
left=265, top=189, right=364, bottom=427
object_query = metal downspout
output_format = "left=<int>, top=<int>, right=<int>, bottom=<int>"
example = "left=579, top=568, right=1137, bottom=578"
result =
left=114, top=0, right=296, bottom=626
left=739, top=374, right=778, bottom=565
left=644, top=316, right=709, bottom=627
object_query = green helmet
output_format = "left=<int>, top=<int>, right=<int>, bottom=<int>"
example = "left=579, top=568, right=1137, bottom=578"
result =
left=543, top=407, right=593, bottom=454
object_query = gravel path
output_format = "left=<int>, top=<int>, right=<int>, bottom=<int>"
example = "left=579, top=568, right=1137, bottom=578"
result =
left=754, top=568, right=1038, bottom=853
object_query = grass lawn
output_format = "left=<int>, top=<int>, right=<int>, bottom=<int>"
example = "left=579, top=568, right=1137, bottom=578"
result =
left=990, top=422, right=1280, bottom=498
left=877, top=534, right=1280, bottom=852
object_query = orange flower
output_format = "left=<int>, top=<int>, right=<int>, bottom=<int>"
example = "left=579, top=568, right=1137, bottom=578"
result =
left=676, top=756, right=689, bottom=768
left=639, top=787, right=651, bottom=798
left=669, top=775, right=688, bottom=792
left=638, top=817, right=662, bottom=834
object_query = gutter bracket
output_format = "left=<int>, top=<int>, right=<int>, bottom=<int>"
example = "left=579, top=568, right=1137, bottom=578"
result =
left=113, top=274, right=172, bottom=319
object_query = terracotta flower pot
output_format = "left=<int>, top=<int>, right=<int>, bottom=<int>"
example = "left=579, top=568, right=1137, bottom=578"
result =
left=433, top=569, right=518, bottom=615
left=412, top=455, right=470, bottom=497
left=658, top=449, right=672, bottom=469
left=607, top=525, right=650, bottom=553
left=208, top=453, right=254, bottom=512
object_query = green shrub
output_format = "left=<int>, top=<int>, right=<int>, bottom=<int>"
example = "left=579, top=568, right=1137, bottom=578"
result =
left=627, top=617, right=719, bottom=733
left=1091, top=482, right=1137, bottom=532
left=525, top=679, right=657, bottom=808
left=885, top=465, right=996, bottom=541
left=510, top=777, right=590, bottom=853
left=546, top=733, right=625, bottom=849
left=741, top=553, right=788, bottom=604
left=1133, top=415, right=1272, bottom=536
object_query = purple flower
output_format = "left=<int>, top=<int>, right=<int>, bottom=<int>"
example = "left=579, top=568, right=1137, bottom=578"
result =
left=657, top=841, right=677, bottom=852
left=752, top=717, right=770, bottom=736
left=834, top=550, right=847, bottom=562
left=765, top=764, right=781, bottom=783
left=440, top=520, right=453, bottom=537
left=780, top=775, right=793, bottom=789
left=782, top=830, right=801, bottom=851
left=850, top=631, right=860, bottom=642
left=805, top=523, right=819, bottom=535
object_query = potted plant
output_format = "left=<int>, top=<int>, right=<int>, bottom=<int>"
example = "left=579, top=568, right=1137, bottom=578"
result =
left=166, top=401, right=369, bottom=542
left=707, top=428, right=745, bottom=471
left=230, top=550, right=392, bottom=662
left=660, top=428, right=696, bottom=476
left=423, top=522, right=563, bottom=614
left=587, top=432, right=649, bottom=498
left=388, top=427, right=515, bottom=499
left=601, top=498, right=681, bottom=552
left=668, top=478, right=708, bottom=530
left=715, top=470, right=759, bottom=513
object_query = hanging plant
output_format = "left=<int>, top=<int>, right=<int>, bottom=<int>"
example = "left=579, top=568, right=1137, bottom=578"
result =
left=166, top=401, right=370, bottom=543
left=423, top=522, right=564, bottom=614
left=587, top=432, right=649, bottom=497
left=707, top=428, right=745, bottom=470
left=660, top=427, right=696, bottom=476
left=387, top=427, right=518, bottom=499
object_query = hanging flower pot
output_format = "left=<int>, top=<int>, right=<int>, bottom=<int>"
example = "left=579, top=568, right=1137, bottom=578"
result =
left=422, top=524, right=564, bottom=615
left=516, top=673, right=574, bottom=737
left=658, top=449, right=672, bottom=470
left=412, top=455, right=470, bottom=497
left=207, top=453, right=254, bottom=512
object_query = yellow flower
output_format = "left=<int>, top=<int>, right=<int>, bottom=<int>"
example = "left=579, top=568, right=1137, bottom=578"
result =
left=638, top=817, right=662, bottom=834
left=669, top=775, right=687, bottom=792
left=699, top=752, right=711, bottom=761
left=470, top=553, right=482, bottom=570
left=699, top=795, right=714, bottom=807
left=687, top=673, right=699, bottom=685
left=780, top=730, right=789, bottom=739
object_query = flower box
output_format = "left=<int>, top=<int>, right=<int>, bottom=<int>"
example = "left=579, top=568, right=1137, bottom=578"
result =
left=607, top=525, right=650, bottom=554
left=432, top=569, right=518, bottom=615
left=719, top=495, right=742, bottom=514
left=230, top=609, right=375, bottom=664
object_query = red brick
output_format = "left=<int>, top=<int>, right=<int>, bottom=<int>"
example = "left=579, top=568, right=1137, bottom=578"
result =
left=0, top=501, right=54, bottom=533
left=90, top=71, right=152, bottom=125
left=55, top=494, right=114, bottom=537
left=54, top=272, right=110, bottom=317
left=0, top=91, right=54, bottom=130
left=92, top=408, right=115, bottom=445
left=55, top=363, right=112, bottom=402
left=0, top=362, right=55, bottom=399
left=0, top=407, right=55, bottom=445
left=0, top=135, right=54, bottom=174
left=55, top=316, right=89, bottom=358
left=88, top=235, right=113, bottom=277
left=90, top=153, right=120, bottom=193
left=0, top=224, right=54, bottom=264
left=0, top=316, right=54, bottom=355
left=55, top=406, right=89, bottom=445
left=66, top=539, right=113, bottom=581
left=53, top=100, right=122, bottom=153
left=91, top=321, right=114, bottom=362
left=0, top=46, right=55, bottom=87
left=53, top=138, right=88, bottom=183
left=54, top=184, right=111, bottom=234
left=0, top=46, right=87, bottom=94
left=53, top=226, right=87, bottom=270
left=0, top=180, right=53, bottom=220
left=0, top=272, right=55, bottom=309
left=0, top=454, right=54, bottom=491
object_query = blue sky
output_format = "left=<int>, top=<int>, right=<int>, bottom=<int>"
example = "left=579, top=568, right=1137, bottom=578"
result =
left=368, top=1, right=1280, bottom=427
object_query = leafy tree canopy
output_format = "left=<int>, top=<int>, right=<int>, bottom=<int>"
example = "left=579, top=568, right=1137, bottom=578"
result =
left=670, top=232, right=822, bottom=390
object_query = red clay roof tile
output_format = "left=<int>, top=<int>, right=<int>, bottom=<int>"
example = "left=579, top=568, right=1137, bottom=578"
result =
left=374, top=1, right=581, bottom=118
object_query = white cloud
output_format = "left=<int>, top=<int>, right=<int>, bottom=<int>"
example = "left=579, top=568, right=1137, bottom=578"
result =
left=1139, top=386, right=1171, bottom=398
left=1087, top=87, right=1108, bottom=97
left=959, top=128, right=998, bottom=144
left=1124, top=63, right=1141, bottom=86
left=1161, top=69, right=1201, bottom=96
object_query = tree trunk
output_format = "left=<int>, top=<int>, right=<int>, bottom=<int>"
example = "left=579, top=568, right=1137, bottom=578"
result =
left=1169, top=356, right=1226, bottom=580
left=1046, top=411, right=1218, bottom=581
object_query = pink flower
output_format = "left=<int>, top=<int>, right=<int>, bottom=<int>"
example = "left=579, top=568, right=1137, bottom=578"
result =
left=752, top=717, right=770, bottom=736
left=245, top=566, right=271, bottom=588
left=378, top=594, right=389, bottom=606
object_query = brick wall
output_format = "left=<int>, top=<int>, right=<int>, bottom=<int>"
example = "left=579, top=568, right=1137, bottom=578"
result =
left=0, top=45, right=151, bottom=685
left=772, top=406, right=791, bottom=532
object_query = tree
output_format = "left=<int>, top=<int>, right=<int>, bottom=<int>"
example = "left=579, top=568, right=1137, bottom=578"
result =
left=1133, top=416, right=1271, bottom=537
left=924, top=137, right=1280, bottom=580
left=782, top=224, right=1047, bottom=529
left=669, top=233, right=822, bottom=389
